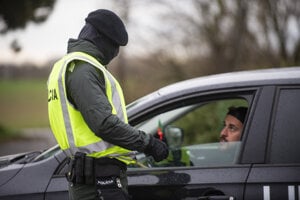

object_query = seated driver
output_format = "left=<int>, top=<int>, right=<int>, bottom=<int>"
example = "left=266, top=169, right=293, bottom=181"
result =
left=220, top=106, right=248, bottom=143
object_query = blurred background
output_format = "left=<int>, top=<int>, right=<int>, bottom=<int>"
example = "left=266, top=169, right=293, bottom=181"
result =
left=0, top=0, right=300, bottom=155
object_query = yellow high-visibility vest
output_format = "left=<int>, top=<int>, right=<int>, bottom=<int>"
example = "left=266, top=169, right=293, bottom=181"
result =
left=47, top=52, right=134, bottom=164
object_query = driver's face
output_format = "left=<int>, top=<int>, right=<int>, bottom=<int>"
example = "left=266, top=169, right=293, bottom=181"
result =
left=220, top=114, right=243, bottom=143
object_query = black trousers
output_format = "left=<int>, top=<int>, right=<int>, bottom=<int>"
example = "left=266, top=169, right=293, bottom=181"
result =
left=68, top=167, right=129, bottom=200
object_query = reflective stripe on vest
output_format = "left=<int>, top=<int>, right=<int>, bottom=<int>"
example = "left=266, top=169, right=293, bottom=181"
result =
left=48, top=52, right=133, bottom=163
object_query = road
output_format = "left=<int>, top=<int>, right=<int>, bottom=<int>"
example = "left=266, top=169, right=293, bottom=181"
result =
left=0, top=128, right=57, bottom=156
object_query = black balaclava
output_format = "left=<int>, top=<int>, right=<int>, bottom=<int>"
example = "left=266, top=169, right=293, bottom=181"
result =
left=78, top=9, right=128, bottom=65
left=78, top=23, right=119, bottom=65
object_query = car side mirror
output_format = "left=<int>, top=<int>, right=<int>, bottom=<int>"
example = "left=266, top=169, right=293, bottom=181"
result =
left=164, top=126, right=184, bottom=149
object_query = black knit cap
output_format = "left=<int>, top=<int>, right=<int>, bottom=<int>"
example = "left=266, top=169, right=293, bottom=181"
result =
left=85, top=9, right=128, bottom=46
left=227, top=106, right=248, bottom=124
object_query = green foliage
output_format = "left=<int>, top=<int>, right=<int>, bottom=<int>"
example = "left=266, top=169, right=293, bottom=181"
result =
left=0, top=0, right=56, bottom=33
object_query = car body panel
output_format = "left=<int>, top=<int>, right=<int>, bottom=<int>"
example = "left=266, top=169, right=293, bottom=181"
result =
left=45, top=176, right=69, bottom=200
left=0, top=156, right=59, bottom=199
left=0, top=164, right=24, bottom=187
left=245, top=165, right=300, bottom=199
left=127, top=166, right=251, bottom=199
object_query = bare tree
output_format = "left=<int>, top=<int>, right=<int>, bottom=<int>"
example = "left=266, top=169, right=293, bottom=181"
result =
left=256, top=0, right=300, bottom=66
left=111, top=0, right=131, bottom=86
left=99, top=0, right=300, bottom=101
left=134, top=0, right=300, bottom=76
left=0, top=0, right=55, bottom=34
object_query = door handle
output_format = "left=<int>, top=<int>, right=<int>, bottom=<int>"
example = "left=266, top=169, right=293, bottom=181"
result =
left=198, top=196, right=235, bottom=200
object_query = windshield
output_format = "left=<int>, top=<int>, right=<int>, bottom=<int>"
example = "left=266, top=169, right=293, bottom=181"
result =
left=33, top=145, right=60, bottom=162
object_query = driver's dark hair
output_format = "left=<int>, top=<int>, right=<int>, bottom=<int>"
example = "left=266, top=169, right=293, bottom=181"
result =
left=227, top=106, right=248, bottom=124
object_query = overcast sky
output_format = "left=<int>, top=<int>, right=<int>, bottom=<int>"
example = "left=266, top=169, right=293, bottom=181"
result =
left=0, top=0, right=157, bottom=66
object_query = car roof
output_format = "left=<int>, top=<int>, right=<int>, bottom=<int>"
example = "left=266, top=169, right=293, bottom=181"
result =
left=159, top=66, right=300, bottom=95
left=127, top=67, right=300, bottom=116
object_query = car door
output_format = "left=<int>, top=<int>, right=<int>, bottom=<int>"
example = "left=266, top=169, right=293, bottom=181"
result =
left=127, top=88, right=261, bottom=200
left=245, top=86, right=300, bottom=200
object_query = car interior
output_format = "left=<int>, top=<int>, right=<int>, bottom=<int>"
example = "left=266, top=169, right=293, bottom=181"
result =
left=132, top=98, right=248, bottom=168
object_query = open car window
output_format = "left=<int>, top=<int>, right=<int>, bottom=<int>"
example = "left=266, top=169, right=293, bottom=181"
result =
left=131, top=98, right=248, bottom=168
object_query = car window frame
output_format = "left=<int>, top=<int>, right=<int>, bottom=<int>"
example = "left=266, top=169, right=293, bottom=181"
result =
left=241, top=86, right=276, bottom=164
left=129, top=87, right=259, bottom=169
left=266, top=85, right=300, bottom=164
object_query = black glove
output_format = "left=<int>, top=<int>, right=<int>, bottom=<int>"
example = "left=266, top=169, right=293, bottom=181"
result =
left=144, top=135, right=169, bottom=162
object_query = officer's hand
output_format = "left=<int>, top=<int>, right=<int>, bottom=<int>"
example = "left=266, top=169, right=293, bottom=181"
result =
left=144, top=135, right=169, bottom=162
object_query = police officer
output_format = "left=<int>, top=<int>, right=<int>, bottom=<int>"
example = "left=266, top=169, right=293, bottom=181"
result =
left=47, top=9, right=168, bottom=200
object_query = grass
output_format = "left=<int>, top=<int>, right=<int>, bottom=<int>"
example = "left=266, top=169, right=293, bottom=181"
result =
left=0, top=79, right=49, bottom=130
left=0, top=124, right=23, bottom=142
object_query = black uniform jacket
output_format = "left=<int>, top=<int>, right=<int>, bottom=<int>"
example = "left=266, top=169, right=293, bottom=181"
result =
left=65, top=39, right=149, bottom=152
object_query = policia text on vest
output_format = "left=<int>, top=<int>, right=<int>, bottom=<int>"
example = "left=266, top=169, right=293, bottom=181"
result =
left=48, top=88, right=58, bottom=102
